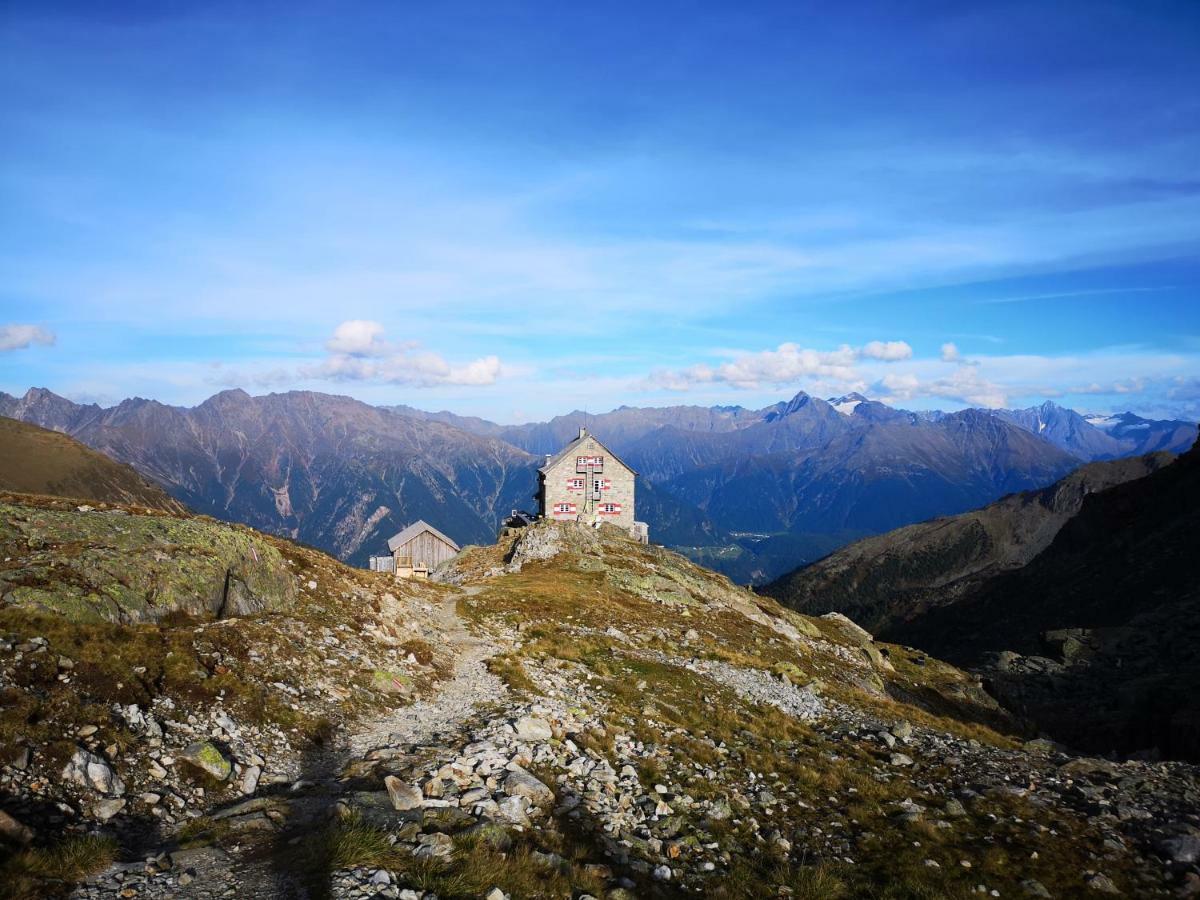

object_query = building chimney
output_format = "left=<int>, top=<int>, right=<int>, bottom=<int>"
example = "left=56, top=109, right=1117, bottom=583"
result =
left=578, top=426, right=588, bottom=439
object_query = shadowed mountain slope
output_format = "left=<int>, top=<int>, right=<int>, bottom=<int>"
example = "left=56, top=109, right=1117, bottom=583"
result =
left=888, top=438, right=1200, bottom=759
left=762, top=450, right=1175, bottom=633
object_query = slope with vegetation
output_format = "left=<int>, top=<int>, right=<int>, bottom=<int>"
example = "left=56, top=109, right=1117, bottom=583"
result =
left=0, top=418, right=185, bottom=513
left=0, top=492, right=453, bottom=899
left=891, top=438, right=1200, bottom=762
left=4, top=501, right=1197, bottom=898
left=762, top=451, right=1176, bottom=633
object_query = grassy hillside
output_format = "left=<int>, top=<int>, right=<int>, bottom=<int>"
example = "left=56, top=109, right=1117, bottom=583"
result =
left=0, top=503, right=1194, bottom=898
left=0, top=417, right=186, bottom=513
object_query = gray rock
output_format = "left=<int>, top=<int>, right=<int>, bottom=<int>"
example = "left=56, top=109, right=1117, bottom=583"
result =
left=95, top=798, right=127, bottom=821
left=515, top=716, right=553, bottom=741
left=890, top=753, right=914, bottom=767
left=0, top=809, right=33, bottom=845
left=1158, top=834, right=1200, bottom=865
left=944, top=799, right=967, bottom=818
left=502, top=769, right=554, bottom=808
left=240, top=765, right=261, bottom=796
left=1085, top=873, right=1120, bottom=894
left=414, top=832, right=454, bottom=860
left=62, top=748, right=125, bottom=796
left=496, top=795, right=531, bottom=825
left=1021, top=879, right=1052, bottom=897
left=10, top=746, right=30, bottom=771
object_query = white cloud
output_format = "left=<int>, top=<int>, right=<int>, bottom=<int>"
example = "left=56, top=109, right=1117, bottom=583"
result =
left=861, top=340, right=913, bottom=361
left=874, top=365, right=1008, bottom=408
left=940, top=342, right=960, bottom=362
left=308, top=321, right=503, bottom=387
left=0, top=324, right=55, bottom=352
left=325, top=319, right=393, bottom=357
left=645, top=340, right=909, bottom=391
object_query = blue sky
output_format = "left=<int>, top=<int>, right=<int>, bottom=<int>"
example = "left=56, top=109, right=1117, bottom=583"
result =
left=2, top=0, right=1199, bottom=423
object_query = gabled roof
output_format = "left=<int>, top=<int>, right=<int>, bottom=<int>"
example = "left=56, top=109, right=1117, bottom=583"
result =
left=538, top=429, right=638, bottom=476
left=386, top=520, right=460, bottom=553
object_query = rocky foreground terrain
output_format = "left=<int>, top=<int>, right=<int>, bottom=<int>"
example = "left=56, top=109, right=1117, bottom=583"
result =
left=2, top=499, right=1199, bottom=898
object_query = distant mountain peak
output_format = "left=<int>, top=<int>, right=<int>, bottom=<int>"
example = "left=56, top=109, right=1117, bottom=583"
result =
left=827, top=392, right=868, bottom=416
left=203, top=388, right=252, bottom=405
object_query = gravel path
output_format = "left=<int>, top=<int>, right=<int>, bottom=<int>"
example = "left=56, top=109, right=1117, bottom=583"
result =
left=346, top=588, right=507, bottom=757
left=71, top=587, right=514, bottom=900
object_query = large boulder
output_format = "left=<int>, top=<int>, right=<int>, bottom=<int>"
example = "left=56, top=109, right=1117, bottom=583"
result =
left=0, top=501, right=295, bottom=623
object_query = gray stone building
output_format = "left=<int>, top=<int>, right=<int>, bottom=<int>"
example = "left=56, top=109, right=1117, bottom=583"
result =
left=538, top=427, right=647, bottom=541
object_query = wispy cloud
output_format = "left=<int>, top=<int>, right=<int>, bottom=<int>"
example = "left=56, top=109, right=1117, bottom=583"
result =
left=0, top=324, right=55, bottom=352
left=973, top=286, right=1175, bottom=305
left=643, top=340, right=910, bottom=391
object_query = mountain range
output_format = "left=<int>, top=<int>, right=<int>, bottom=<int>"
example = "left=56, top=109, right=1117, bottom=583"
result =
left=1, top=386, right=1194, bottom=581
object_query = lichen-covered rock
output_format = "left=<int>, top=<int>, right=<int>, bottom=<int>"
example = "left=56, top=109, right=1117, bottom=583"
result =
left=179, top=741, right=232, bottom=780
left=0, top=501, right=295, bottom=623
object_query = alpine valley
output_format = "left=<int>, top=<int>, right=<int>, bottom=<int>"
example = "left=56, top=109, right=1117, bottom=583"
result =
left=3, top=387, right=1192, bottom=586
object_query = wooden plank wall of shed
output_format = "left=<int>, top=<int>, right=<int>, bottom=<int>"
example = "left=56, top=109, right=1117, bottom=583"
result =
left=395, top=531, right=457, bottom=568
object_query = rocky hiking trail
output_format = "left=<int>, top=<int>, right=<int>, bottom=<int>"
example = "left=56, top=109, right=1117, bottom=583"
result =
left=69, top=586, right=516, bottom=900
left=347, top=588, right=504, bottom=759
left=19, top=518, right=1200, bottom=899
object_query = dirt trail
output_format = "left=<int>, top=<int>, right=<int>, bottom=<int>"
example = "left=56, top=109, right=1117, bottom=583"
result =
left=346, top=586, right=508, bottom=757
left=71, top=586, right=516, bottom=900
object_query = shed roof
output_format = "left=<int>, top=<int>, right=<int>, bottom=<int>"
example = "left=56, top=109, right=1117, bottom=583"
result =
left=538, top=428, right=638, bottom=476
left=386, top=520, right=461, bottom=553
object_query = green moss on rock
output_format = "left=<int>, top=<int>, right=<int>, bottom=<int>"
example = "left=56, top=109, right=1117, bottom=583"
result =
left=0, top=501, right=296, bottom=624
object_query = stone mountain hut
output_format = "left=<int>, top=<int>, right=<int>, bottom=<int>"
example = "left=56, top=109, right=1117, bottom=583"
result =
left=369, top=520, right=460, bottom=579
left=538, top=427, right=648, bottom=542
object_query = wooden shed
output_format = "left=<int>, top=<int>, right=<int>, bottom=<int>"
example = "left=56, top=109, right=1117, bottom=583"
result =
left=384, top=520, right=460, bottom=579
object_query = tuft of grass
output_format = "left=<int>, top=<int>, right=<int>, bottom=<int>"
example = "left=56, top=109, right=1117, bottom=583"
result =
left=485, top=653, right=536, bottom=695
left=711, top=858, right=851, bottom=899
left=296, top=815, right=606, bottom=899
left=175, top=816, right=233, bottom=849
left=0, top=834, right=118, bottom=900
